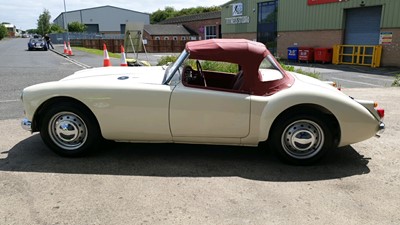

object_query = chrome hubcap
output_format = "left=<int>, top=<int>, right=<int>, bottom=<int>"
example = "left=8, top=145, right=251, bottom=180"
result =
left=281, top=120, right=324, bottom=159
left=48, top=112, right=88, bottom=150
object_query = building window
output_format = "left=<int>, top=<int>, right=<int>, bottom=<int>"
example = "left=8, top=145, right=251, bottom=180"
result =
left=173, top=36, right=178, bottom=41
left=181, top=36, right=186, bottom=40
left=257, top=0, right=278, bottom=55
left=164, top=37, right=169, bottom=40
left=155, top=36, right=160, bottom=40
left=205, top=25, right=217, bottom=40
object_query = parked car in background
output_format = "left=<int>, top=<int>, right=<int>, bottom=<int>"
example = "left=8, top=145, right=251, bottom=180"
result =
left=27, top=37, right=47, bottom=51
left=20, top=39, right=385, bottom=165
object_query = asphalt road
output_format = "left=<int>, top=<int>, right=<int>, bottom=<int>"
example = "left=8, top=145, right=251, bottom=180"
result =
left=290, top=63, right=398, bottom=88
left=0, top=38, right=82, bottom=120
left=0, top=38, right=399, bottom=225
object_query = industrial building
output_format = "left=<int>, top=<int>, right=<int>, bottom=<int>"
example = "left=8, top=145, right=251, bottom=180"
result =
left=221, top=0, right=400, bottom=67
left=53, top=5, right=150, bottom=34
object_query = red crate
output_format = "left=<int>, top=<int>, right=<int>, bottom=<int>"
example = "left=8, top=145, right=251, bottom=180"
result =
left=298, top=47, right=314, bottom=62
left=314, top=47, right=333, bottom=63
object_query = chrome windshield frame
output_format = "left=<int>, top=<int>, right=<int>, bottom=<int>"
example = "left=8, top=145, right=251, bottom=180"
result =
left=163, top=49, right=189, bottom=85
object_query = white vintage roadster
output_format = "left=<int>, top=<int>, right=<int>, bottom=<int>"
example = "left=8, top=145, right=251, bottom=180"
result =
left=21, top=39, right=385, bottom=165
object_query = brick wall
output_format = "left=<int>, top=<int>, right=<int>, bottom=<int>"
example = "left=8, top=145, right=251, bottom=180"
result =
left=143, top=32, right=191, bottom=41
left=277, top=30, right=343, bottom=59
left=182, top=18, right=221, bottom=39
left=380, top=28, right=400, bottom=67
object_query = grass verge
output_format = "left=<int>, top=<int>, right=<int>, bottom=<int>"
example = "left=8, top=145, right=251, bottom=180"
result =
left=74, top=47, right=121, bottom=58
left=392, top=74, right=400, bottom=87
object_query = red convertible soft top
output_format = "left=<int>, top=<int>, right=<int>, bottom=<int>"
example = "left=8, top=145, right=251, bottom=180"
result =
left=186, top=39, right=267, bottom=65
left=185, top=39, right=294, bottom=96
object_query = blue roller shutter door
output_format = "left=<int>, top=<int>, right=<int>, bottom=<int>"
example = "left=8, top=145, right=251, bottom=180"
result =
left=344, top=6, right=382, bottom=45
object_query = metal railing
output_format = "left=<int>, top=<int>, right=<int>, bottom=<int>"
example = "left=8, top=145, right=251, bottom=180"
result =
left=332, top=45, right=382, bottom=68
left=49, top=32, right=124, bottom=45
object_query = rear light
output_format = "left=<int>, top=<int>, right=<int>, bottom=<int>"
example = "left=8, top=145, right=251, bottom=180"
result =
left=377, top=108, right=384, bottom=119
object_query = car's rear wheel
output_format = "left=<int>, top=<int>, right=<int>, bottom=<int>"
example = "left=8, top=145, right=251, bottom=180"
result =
left=40, top=102, right=101, bottom=157
left=269, top=113, right=333, bottom=165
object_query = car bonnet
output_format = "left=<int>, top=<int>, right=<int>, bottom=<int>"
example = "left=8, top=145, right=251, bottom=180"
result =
left=60, top=66, right=166, bottom=85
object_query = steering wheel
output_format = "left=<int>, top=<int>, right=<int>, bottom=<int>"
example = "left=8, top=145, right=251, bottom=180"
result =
left=196, top=60, right=207, bottom=87
left=183, top=65, right=193, bottom=83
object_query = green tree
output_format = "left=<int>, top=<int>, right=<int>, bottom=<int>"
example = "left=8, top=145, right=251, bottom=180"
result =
left=50, top=24, right=64, bottom=33
left=150, top=6, right=221, bottom=24
left=151, top=6, right=176, bottom=24
left=0, top=24, right=7, bottom=40
left=37, top=9, right=52, bottom=35
left=68, top=22, right=87, bottom=32
left=26, top=28, right=38, bottom=34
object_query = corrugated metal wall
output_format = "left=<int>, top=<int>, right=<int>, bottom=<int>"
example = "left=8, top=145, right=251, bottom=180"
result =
left=53, top=6, right=150, bottom=32
left=278, top=0, right=400, bottom=31
left=222, top=0, right=400, bottom=33
left=381, top=0, right=400, bottom=28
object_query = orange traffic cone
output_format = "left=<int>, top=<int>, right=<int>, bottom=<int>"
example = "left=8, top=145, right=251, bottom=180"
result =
left=63, top=41, right=68, bottom=54
left=103, top=43, right=112, bottom=67
left=67, top=42, right=73, bottom=56
left=120, top=45, right=128, bottom=66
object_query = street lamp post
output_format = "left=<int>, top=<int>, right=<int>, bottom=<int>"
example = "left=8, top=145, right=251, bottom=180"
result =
left=63, top=0, right=69, bottom=42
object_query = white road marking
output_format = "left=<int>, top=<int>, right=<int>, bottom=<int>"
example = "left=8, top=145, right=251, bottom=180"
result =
left=0, top=99, right=19, bottom=103
left=331, top=77, right=382, bottom=87
left=64, top=58, right=92, bottom=69
left=358, top=75, right=395, bottom=81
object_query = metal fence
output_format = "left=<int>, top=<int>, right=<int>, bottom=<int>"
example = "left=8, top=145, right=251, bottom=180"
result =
left=49, top=32, right=187, bottom=53
left=49, top=32, right=124, bottom=45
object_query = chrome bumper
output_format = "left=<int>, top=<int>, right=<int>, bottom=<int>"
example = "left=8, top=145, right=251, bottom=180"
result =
left=21, top=118, right=32, bottom=131
left=376, top=122, right=385, bottom=138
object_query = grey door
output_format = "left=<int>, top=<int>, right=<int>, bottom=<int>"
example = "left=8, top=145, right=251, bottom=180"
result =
left=344, top=6, right=382, bottom=45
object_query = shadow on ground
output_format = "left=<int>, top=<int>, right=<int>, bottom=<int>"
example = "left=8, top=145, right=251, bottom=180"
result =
left=0, top=134, right=370, bottom=182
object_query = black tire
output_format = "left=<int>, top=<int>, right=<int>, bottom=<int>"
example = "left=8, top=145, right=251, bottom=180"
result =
left=39, top=102, right=101, bottom=157
left=269, top=113, right=333, bottom=165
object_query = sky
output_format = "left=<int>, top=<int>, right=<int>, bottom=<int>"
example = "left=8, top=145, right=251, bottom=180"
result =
left=0, top=0, right=229, bottom=31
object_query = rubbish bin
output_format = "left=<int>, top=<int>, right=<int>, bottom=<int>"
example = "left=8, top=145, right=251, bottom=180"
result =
left=314, top=47, right=333, bottom=64
left=287, top=47, right=299, bottom=61
left=298, top=47, right=314, bottom=63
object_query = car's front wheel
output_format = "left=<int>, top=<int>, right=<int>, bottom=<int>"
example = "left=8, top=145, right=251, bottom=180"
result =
left=40, top=102, right=101, bottom=157
left=269, top=113, right=333, bottom=165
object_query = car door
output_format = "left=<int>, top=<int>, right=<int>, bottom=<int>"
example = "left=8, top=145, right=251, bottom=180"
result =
left=93, top=83, right=173, bottom=142
left=169, top=82, right=251, bottom=141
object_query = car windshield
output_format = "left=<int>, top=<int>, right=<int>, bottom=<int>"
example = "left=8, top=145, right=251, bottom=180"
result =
left=163, top=49, right=189, bottom=84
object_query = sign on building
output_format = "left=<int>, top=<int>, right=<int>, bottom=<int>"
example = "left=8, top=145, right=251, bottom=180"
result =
left=232, top=3, right=243, bottom=16
left=225, top=2, right=249, bottom=25
left=308, top=0, right=349, bottom=5
left=380, top=32, right=393, bottom=45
